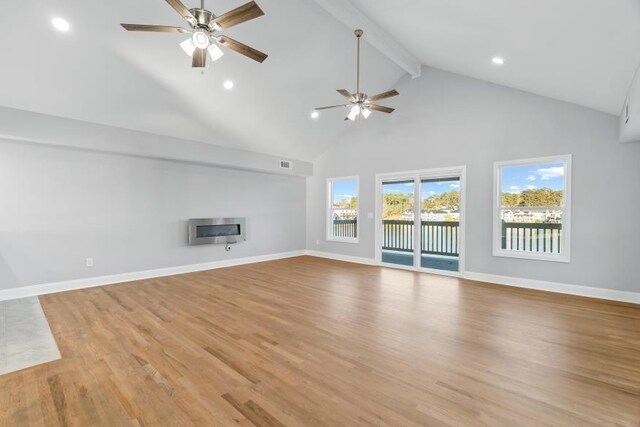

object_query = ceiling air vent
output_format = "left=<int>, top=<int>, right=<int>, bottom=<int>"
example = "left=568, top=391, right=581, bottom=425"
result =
left=280, top=160, right=293, bottom=170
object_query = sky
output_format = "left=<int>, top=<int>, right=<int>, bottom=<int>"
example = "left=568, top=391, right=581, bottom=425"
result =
left=382, top=181, right=414, bottom=196
left=421, top=179, right=460, bottom=198
left=333, top=164, right=560, bottom=203
left=332, top=178, right=358, bottom=205
left=381, top=179, right=461, bottom=198
left=332, top=178, right=461, bottom=205
left=501, top=161, right=565, bottom=193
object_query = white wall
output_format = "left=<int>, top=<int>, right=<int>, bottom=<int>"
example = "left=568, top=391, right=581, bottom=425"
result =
left=0, top=107, right=313, bottom=177
left=0, top=141, right=306, bottom=290
left=307, top=67, right=640, bottom=293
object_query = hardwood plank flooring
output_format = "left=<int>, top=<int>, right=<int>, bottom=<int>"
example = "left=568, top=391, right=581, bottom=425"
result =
left=1, top=256, right=639, bottom=426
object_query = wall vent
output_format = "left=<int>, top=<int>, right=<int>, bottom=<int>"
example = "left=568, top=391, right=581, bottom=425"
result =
left=280, top=160, right=293, bottom=170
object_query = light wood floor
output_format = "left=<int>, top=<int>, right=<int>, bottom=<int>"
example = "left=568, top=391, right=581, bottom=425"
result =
left=1, top=256, right=639, bottom=426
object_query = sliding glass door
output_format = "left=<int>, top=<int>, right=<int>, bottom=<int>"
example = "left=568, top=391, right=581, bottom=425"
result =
left=377, top=168, right=465, bottom=276
left=419, top=177, right=461, bottom=272
left=381, top=180, right=416, bottom=267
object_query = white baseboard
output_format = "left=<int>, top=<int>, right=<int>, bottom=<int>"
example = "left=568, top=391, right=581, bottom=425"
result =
left=463, top=271, right=640, bottom=304
left=304, top=250, right=376, bottom=266
left=0, top=250, right=306, bottom=302
left=304, top=250, right=639, bottom=304
left=3, top=249, right=637, bottom=305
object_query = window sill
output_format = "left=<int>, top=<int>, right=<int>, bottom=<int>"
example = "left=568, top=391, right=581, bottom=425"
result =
left=493, top=250, right=570, bottom=263
left=327, top=238, right=359, bottom=245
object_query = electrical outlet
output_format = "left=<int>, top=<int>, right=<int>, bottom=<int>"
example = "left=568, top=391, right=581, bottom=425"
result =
left=86, top=258, right=94, bottom=267
left=316, top=240, right=320, bottom=245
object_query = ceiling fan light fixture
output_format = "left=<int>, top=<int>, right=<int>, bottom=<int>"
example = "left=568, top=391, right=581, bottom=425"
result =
left=180, top=38, right=197, bottom=56
left=121, top=0, right=267, bottom=67
left=313, top=29, right=399, bottom=120
left=192, top=29, right=211, bottom=49
left=208, top=43, right=225, bottom=62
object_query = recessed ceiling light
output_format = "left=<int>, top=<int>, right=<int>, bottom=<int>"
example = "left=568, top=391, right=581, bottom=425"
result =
left=223, top=80, right=234, bottom=90
left=311, top=111, right=319, bottom=119
left=52, top=17, right=70, bottom=32
left=492, top=57, right=505, bottom=66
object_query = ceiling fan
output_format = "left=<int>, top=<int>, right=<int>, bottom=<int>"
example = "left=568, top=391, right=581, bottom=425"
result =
left=121, top=0, right=268, bottom=68
left=315, top=29, right=399, bottom=121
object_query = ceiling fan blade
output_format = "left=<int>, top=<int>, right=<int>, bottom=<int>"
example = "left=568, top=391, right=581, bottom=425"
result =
left=165, top=0, right=198, bottom=27
left=337, top=89, right=354, bottom=100
left=369, top=104, right=395, bottom=114
left=368, top=89, right=399, bottom=103
left=120, top=24, right=187, bottom=33
left=315, top=104, right=349, bottom=111
left=192, top=48, right=207, bottom=68
left=211, top=1, right=265, bottom=30
left=217, top=36, right=268, bottom=63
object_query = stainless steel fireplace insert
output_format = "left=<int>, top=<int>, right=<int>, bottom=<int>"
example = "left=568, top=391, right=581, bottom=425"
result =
left=188, top=218, right=246, bottom=246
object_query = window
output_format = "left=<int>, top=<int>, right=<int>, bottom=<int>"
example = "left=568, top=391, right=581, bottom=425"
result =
left=493, top=155, right=571, bottom=262
left=327, top=177, right=359, bottom=242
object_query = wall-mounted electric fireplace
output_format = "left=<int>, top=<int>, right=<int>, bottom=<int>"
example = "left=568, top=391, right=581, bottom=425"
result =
left=188, top=218, right=246, bottom=246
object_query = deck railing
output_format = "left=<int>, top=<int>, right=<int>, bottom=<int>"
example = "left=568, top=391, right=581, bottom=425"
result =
left=501, top=222, right=562, bottom=253
left=332, top=219, right=460, bottom=256
left=333, top=220, right=561, bottom=256
left=382, top=220, right=460, bottom=256
left=332, top=219, right=358, bottom=238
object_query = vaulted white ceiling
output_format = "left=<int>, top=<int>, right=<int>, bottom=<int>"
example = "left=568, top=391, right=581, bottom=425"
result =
left=0, top=0, right=404, bottom=161
left=351, top=0, right=640, bottom=116
left=1, top=0, right=639, bottom=162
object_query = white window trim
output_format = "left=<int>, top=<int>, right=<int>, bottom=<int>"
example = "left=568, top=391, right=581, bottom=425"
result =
left=327, top=176, right=359, bottom=244
left=493, top=155, right=572, bottom=263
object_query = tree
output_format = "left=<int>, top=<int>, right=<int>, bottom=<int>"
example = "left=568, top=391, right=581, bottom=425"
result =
left=383, top=193, right=414, bottom=219
left=501, top=192, right=521, bottom=207
left=421, top=191, right=460, bottom=211
left=349, top=196, right=359, bottom=210
left=501, top=188, right=563, bottom=207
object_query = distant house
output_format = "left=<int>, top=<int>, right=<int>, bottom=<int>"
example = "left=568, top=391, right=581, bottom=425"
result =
left=501, top=209, right=562, bottom=223
left=421, top=210, right=460, bottom=222
left=333, top=209, right=357, bottom=220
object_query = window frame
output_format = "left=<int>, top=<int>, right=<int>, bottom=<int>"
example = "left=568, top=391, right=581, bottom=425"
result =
left=493, top=155, right=572, bottom=263
left=326, top=176, right=360, bottom=244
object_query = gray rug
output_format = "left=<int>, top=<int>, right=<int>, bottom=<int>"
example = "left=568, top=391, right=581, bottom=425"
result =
left=0, top=297, right=61, bottom=375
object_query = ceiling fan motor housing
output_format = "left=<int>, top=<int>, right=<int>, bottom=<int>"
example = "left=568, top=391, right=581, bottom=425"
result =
left=190, top=8, right=215, bottom=28
left=120, top=0, right=268, bottom=66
